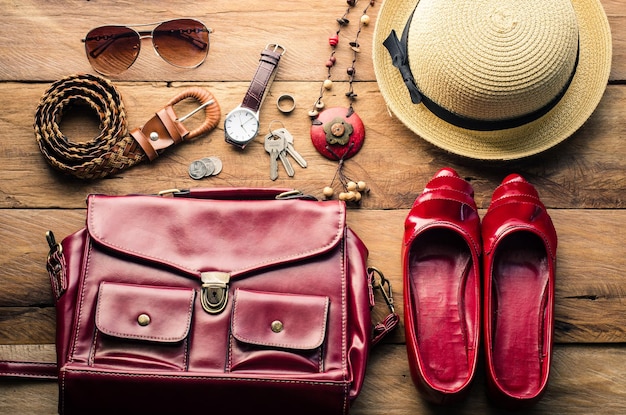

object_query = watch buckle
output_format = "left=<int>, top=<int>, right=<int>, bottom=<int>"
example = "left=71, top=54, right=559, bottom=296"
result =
left=266, top=43, right=286, bottom=55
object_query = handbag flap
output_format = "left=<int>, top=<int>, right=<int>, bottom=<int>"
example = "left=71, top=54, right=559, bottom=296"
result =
left=231, top=289, right=329, bottom=350
left=85, top=194, right=346, bottom=276
left=95, top=282, right=195, bottom=343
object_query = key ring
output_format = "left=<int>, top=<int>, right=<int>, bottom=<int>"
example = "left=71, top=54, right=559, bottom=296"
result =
left=268, top=120, right=286, bottom=136
left=277, top=94, right=296, bottom=113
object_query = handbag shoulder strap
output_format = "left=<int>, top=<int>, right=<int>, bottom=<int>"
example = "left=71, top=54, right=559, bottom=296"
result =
left=0, top=360, right=57, bottom=380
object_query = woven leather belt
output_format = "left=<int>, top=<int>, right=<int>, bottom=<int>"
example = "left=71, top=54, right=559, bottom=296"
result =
left=34, top=74, right=221, bottom=179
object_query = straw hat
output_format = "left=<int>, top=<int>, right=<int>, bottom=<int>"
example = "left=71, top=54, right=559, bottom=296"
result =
left=373, top=0, right=612, bottom=160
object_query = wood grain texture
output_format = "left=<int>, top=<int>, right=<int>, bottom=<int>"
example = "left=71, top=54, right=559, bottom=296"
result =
left=0, top=0, right=625, bottom=413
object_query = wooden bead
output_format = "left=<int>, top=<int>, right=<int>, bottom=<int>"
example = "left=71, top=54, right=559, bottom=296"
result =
left=315, top=100, right=325, bottom=110
left=361, top=15, right=370, bottom=25
left=357, top=181, right=367, bottom=191
left=325, top=59, right=335, bottom=68
left=329, top=35, right=339, bottom=47
left=308, top=109, right=319, bottom=118
left=323, top=186, right=334, bottom=198
left=323, top=79, right=333, bottom=90
left=347, top=67, right=355, bottom=76
left=353, top=191, right=362, bottom=202
left=346, top=181, right=357, bottom=191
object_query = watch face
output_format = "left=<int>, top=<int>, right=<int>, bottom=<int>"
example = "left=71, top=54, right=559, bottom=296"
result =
left=224, top=108, right=259, bottom=144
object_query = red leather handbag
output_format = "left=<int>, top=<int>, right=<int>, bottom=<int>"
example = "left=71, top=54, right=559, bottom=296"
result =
left=1, top=188, right=398, bottom=415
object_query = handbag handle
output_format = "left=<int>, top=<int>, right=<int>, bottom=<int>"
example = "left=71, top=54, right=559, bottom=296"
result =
left=158, top=187, right=316, bottom=200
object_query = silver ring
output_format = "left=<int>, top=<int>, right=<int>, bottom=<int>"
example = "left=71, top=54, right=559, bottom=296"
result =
left=277, top=94, right=296, bottom=113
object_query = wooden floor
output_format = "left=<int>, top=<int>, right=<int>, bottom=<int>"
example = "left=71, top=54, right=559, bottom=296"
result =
left=1, top=0, right=625, bottom=413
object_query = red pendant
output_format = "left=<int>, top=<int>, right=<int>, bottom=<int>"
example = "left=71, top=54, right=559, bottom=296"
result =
left=310, top=107, right=365, bottom=161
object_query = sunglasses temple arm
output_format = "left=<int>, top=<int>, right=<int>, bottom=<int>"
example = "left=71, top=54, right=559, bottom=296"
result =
left=152, top=29, right=209, bottom=51
left=83, top=31, right=138, bottom=59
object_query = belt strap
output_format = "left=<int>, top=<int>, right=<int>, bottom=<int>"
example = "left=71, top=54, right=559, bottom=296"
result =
left=34, top=74, right=221, bottom=179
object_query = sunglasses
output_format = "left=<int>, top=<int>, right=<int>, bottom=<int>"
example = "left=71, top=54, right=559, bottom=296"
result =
left=82, top=18, right=211, bottom=75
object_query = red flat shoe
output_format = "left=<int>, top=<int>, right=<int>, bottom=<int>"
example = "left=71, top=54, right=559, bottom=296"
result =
left=482, top=174, right=557, bottom=407
left=402, top=168, right=481, bottom=404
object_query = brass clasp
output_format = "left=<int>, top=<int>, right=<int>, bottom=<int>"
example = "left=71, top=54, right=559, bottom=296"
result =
left=200, top=272, right=231, bottom=314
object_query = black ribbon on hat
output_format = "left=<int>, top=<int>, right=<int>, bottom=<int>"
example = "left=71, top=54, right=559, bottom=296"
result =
left=383, top=30, right=422, bottom=105
left=383, top=11, right=580, bottom=131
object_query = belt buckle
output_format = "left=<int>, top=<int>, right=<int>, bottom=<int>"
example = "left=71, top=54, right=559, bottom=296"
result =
left=167, top=87, right=221, bottom=139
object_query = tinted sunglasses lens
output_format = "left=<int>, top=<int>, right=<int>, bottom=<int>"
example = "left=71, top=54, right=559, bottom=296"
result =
left=153, top=19, right=209, bottom=68
left=84, top=26, right=140, bottom=75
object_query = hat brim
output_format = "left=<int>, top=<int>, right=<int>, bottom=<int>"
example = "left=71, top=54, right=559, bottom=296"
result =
left=373, top=0, right=612, bottom=160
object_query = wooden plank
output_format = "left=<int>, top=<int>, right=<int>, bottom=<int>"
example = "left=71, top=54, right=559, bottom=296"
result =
left=1, top=344, right=624, bottom=414
left=1, top=208, right=625, bottom=344
left=606, top=0, right=626, bottom=80
left=0, top=309, right=55, bottom=344
left=0, top=82, right=625, bottom=209
left=0, top=344, right=56, bottom=362
left=0, top=0, right=624, bottom=82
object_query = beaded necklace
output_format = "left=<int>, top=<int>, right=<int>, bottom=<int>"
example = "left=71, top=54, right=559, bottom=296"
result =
left=309, top=0, right=375, bottom=203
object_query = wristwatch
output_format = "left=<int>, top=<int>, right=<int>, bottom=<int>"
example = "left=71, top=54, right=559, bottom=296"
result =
left=224, top=44, right=285, bottom=149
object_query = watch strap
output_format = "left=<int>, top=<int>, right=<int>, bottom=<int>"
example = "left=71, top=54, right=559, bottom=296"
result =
left=241, top=45, right=284, bottom=112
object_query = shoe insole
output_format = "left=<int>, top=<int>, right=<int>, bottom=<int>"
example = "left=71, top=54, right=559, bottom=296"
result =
left=491, top=232, right=549, bottom=397
left=409, top=229, right=477, bottom=391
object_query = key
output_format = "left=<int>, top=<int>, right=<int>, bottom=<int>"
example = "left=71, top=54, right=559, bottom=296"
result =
left=264, top=132, right=285, bottom=180
left=278, top=149, right=295, bottom=177
left=271, top=128, right=296, bottom=177
left=275, top=128, right=307, bottom=168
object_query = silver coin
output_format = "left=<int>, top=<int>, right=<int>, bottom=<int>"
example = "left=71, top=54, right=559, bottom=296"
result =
left=200, top=158, right=215, bottom=177
left=188, top=160, right=208, bottom=180
left=203, top=156, right=222, bottom=175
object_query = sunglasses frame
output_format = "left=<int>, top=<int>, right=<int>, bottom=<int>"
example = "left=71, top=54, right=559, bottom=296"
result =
left=82, top=18, right=212, bottom=75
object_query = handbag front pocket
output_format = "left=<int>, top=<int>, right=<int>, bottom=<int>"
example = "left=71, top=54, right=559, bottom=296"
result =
left=229, top=289, right=330, bottom=373
left=92, top=282, right=196, bottom=371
